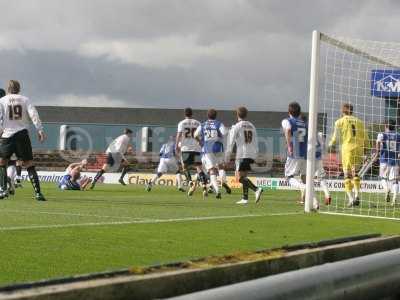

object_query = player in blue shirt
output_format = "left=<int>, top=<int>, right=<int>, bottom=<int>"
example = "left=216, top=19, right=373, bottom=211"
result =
left=59, top=160, right=91, bottom=191
left=376, top=119, right=400, bottom=205
left=146, top=136, right=184, bottom=192
left=194, top=109, right=230, bottom=199
left=282, top=102, right=308, bottom=204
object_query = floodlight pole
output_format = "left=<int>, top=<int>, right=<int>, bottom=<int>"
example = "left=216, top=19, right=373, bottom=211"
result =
left=305, top=30, right=321, bottom=213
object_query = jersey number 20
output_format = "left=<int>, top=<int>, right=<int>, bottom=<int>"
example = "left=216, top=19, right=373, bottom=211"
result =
left=184, top=128, right=196, bottom=138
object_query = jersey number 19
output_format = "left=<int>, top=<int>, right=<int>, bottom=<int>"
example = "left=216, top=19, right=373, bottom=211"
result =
left=8, top=105, right=22, bottom=120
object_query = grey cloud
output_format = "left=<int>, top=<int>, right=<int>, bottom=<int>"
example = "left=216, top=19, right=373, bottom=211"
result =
left=0, top=0, right=399, bottom=112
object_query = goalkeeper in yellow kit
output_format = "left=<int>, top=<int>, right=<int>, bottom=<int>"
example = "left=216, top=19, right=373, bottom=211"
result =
left=329, top=103, right=367, bottom=206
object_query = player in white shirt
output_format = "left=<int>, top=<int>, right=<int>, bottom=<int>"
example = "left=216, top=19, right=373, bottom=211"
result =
left=59, top=159, right=92, bottom=191
left=146, top=136, right=184, bottom=192
left=176, top=108, right=208, bottom=196
left=0, top=80, right=46, bottom=200
left=90, top=128, right=133, bottom=189
left=195, top=109, right=231, bottom=199
left=226, top=106, right=263, bottom=204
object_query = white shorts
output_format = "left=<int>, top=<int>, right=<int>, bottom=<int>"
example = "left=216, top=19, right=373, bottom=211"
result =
left=314, top=160, right=326, bottom=179
left=202, top=153, right=224, bottom=171
left=285, top=158, right=306, bottom=178
left=379, top=163, right=399, bottom=181
left=157, top=158, right=179, bottom=174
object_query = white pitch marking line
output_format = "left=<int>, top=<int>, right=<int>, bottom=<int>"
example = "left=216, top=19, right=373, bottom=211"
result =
left=0, top=209, right=145, bottom=220
left=0, top=212, right=302, bottom=231
left=320, top=211, right=400, bottom=221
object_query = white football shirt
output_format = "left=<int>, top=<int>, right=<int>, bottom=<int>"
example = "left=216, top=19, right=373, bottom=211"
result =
left=227, top=120, right=258, bottom=160
left=177, top=118, right=201, bottom=152
left=106, top=134, right=131, bottom=154
left=0, top=94, right=43, bottom=138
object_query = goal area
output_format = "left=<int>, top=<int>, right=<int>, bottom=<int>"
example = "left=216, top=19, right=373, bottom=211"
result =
left=305, top=31, right=400, bottom=219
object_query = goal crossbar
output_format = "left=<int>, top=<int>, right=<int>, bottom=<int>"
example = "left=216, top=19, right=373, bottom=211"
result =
left=320, top=33, right=400, bottom=68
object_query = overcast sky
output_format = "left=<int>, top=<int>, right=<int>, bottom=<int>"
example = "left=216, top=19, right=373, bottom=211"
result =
left=0, top=0, right=398, bottom=111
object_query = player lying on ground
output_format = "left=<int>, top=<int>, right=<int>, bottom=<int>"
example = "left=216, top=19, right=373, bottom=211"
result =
left=59, top=160, right=91, bottom=191
left=0, top=80, right=46, bottom=200
left=91, top=128, right=134, bottom=189
left=194, top=109, right=231, bottom=199
left=376, top=119, right=400, bottom=205
left=176, top=107, right=209, bottom=197
left=226, top=106, right=262, bottom=204
left=146, top=136, right=185, bottom=192
left=329, top=103, right=367, bottom=207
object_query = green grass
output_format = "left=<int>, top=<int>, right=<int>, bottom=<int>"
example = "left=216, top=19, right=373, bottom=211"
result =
left=1, top=182, right=400, bottom=287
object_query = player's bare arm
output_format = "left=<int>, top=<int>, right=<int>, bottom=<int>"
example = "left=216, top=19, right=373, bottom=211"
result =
left=175, top=132, right=182, bottom=154
left=284, top=128, right=293, bottom=156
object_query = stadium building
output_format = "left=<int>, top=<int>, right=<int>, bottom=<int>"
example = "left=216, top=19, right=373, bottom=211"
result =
left=35, top=106, right=291, bottom=153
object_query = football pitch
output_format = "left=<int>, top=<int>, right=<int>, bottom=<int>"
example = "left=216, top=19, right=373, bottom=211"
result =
left=1, top=183, right=400, bottom=287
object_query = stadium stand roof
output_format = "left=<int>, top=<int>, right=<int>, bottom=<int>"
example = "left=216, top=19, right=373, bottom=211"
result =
left=37, top=106, right=306, bottom=128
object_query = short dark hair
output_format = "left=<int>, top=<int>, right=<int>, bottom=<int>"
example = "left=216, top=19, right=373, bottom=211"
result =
left=237, top=106, right=248, bottom=119
left=7, top=80, right=20, bottom=94
left=288, top=102, right=301, bottom=117
left=207, top=109, right=217, bottom=120
left=184, top=107, right=193, bottom=118
left=124, top=128, right=133, bottom=134
left=387, top=119, right=396, bottom=131
left=0, top=89, right=5, bottom=98
left=342, top=103, right=353, bottom=115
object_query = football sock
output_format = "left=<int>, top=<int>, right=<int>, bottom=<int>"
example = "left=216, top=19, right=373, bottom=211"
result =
left=239, top=176, right=249, bottom=200
left=210, top=174, right=219, bottom=194
left=246, top=178, right=258, bottom=192
left=218, top=169, right=227, bottom=184
left=198, top=171, right=207, bottom=185
left=344, top=178, right=354, bottom=201
left=381, top=179, right=389, bottom=195
left=320, top=179, right=330, bottom=198
left=353, top=176, right=361, bottom=198
left=93, top=169, right=105, bottom=183
left=151, top=173, right=162, bottom=185
left=288, top=177, right=305, bottom=189
left=16, top=165, right=22, bottom=177
left=392, top=182, right=398, bottom=203
left=119, top=166, right=129, bottom=180
left=176, top=172, right=183, bottom=188
left=0, top=166, right=6, bottom=191
left=184, top=170, right=192, bottom=182
left=27, top=166, right=41, bottom=193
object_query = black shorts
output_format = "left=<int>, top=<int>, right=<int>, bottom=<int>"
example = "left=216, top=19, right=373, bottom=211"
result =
left=236, top=158, right=255, bottom=172
left=0, top=129, right=33, bottom=161
left=181, top=151, right=201, bottom=166
left=106, top=152, right=124, bottom=168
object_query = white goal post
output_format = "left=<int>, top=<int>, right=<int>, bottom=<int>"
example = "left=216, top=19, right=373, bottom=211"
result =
left=305, top=30, right=400, bottom=218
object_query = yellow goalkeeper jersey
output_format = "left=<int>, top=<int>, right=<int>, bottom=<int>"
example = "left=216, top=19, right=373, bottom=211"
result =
left=329, top=115, right=366, bottom=150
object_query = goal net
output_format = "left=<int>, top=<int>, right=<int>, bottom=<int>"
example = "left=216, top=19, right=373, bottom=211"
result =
left=306, top=31, right=400, bottom=219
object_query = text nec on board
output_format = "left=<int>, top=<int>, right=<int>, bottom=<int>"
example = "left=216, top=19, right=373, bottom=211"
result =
left=371, top=70, right=400, bottom=98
